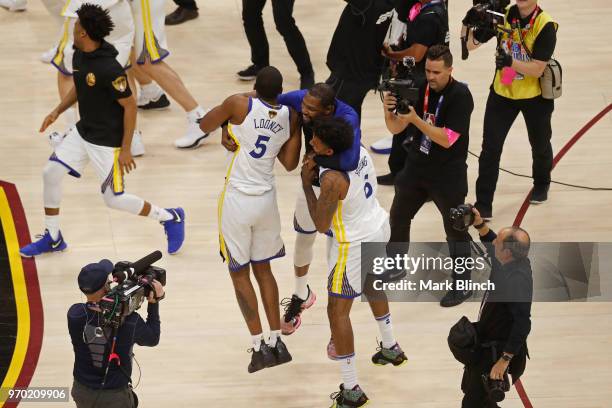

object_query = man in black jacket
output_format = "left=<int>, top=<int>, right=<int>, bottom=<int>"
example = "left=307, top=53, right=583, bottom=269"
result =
left=68, top=260, right=163, bottom=407
left=325, top=0, right=395, bottom=119
left=463, top=209, right=533, bottom=408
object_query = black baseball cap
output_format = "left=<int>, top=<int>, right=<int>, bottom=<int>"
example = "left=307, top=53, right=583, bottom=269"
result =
left=78, top=259, right=113, bottom=294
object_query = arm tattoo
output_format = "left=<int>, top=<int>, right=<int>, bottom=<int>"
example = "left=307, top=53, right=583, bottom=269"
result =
left=305, top=171, right=345, bottom=232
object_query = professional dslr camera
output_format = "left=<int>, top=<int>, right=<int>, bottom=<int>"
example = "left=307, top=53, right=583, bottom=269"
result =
left=481, top=373, right=511, bottom=402
left=378, top=54, right=420, bottom=115
left=460, top=0, right=510, bottom=60
left=99, top=251, right=166, bottom=328
left=450, top=204, right=475, bottom=232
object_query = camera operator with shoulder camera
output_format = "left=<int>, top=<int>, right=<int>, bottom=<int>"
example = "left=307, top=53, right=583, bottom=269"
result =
left=462, top=0, right=558, bottom=218
left=377, top=0, right=450, bottom=185
left=384, top=45, right=475, bottom=307
left=459, top=208, right=533, bottom=408
left=68, top=259, right=164, bottom=407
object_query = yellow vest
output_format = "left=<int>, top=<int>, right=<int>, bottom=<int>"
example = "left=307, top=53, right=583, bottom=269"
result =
left=493, top=7, right=557, bottom=100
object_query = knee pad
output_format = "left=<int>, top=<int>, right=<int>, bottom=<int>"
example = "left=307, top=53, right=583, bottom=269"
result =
left=102, top=190, right=144, bottom=214
left=293, top=232, right=316, bottom=267
left=42, top=161, right=67, bottom=208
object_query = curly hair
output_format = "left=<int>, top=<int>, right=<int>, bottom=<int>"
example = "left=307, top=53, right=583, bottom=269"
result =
left=312, top=116, right=354, bottom=154
left=76, top=3, right=114, bottom=42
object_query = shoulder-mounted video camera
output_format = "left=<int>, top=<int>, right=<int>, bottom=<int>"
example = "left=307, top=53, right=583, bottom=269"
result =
left=99, top=251, right=166, bottom=328
left=460, top=0, right=510, bottom=60
left=378, top=55, right=420, bottom=114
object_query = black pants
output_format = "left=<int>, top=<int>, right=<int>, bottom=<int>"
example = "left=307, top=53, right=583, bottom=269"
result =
left=242, top=0, right=313, bottom=77
left=475, top=90, right=554, bottom=214
left=389, top=172, right=472, bottom=282
left=71, top=381, right=137, bottom=408
left=325, top=72, right=373, bottom=120
left=388, top=132, right=408, bottom=175
left=173, top=0, right=197, bottom=10
left=461, top=346, right=526, bottom=408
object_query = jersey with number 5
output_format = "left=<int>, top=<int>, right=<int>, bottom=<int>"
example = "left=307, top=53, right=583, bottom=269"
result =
left=320, top=147, right=388, bottom=243
left=226, top=97, right=291, bottom=195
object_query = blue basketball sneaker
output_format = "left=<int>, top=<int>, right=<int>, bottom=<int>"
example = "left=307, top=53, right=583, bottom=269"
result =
left=20, top=229, right=67, bottom=257
left=162, top=208, right=185, bottom=254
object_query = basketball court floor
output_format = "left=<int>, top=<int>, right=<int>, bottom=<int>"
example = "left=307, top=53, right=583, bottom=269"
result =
left=1, top=0, right=611, bottom=406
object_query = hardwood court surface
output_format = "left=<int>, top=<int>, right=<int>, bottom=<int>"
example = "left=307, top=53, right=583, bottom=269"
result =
left=1, top=0, right=611, bottom=406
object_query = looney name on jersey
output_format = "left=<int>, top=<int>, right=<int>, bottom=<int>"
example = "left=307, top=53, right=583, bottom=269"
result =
left=253, top=118, right=284, bottom=134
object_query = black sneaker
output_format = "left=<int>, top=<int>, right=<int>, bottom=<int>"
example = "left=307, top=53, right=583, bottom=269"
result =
left=280, top=285, right=316, bottom=335
left=329, top=384, right=369, bottom=408
left=530, top=184, right=549, bottom=204
left=247, top=340, right=275, bottom=373
left=165, top=6, right=198, bottom=25
left=300, top=73, right=315, bottom=90
left=371, top=342, right=407, bottom=366
left=440, top=289, right=473, bottom=308
left=377, top=173, right=395, bottom=186
left=139, top=93, right=171, bottom=110
left=269, top=338, right=292, bottom=367
left=237, top=64, right=266, bottom=81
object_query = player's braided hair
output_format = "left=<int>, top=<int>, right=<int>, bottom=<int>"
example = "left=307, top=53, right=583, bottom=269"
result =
left=76, top=3, right=115, bottom=42
left=312, top=116, right=354, bottom=155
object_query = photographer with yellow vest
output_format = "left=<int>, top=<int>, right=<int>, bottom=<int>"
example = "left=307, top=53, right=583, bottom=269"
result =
left=466, top=0, right=558, bottom=220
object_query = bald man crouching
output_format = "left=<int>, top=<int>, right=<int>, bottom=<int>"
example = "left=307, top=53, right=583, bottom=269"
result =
left=461, top=209, right=533, bottom=407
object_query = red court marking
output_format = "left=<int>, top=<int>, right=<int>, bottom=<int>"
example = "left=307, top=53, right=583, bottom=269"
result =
left=511, top=103, right=612, bottom=406
left=0, top=181, right=44, bottom=408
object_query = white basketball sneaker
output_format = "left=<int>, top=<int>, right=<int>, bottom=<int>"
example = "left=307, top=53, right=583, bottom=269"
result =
left=370, top=135, right=393, bottom=155
left=131, top=130, right=145, bottom=157
left=174, top=112, right=210, bottom=149
left=0, top=0, right=26, bottom=11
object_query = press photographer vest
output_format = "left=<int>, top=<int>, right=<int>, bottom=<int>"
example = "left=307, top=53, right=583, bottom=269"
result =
left=493, top=7, right=557, bottom=100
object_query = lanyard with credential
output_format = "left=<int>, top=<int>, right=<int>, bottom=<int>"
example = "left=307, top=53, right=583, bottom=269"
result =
left=513, top=6, right=540, bottom=46
left=419, top=85, right=444, bottom=154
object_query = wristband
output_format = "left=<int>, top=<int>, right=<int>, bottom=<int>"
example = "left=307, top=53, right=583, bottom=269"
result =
left=474, top=221, right=486, bottom=230
left=501, top=353, right=512, bottom=362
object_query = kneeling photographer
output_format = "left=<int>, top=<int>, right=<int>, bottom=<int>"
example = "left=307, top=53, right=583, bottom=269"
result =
left=383, top=45, right=475, bottom=307
left=454, top=209, right=533, bottom=408
left=68, top=252, right=165, bottom=407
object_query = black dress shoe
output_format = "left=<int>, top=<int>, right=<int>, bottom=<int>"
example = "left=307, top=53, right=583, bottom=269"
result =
left=237, top=64, right=266, bottom=81
left=530, top=184, right=549, bottom=204
left=440, top=289, right=473, bottom=307
left=165, top=7, right=198, bottom=25
left=377, top=173, right=395, bottom=186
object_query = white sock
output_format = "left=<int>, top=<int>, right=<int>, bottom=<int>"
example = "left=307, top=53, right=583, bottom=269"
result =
left=339, top=354, right=358, bottom=389
left=64, top=107, right=78, bottom=128
left=45, top=215, right=60, bottom=240
left=186, top=105, right=205, bottom=122
left=375, top=313, right=396, bottom=349
left=148, top=205, right=173, bottom=222
left=268, top=330, right=280, bottom=347
left=252, top=333, right=263, bottom=351
left=294, top=275, right=309, bottom=300
left=140, top=82, right=162, bottom=100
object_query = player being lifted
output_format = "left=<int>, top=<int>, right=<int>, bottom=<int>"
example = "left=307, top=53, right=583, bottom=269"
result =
left=199, top=67, right=302, bottom=373
left=20, top=4, right=185, bottom=257
left=301, top=117, right=406, bottom=407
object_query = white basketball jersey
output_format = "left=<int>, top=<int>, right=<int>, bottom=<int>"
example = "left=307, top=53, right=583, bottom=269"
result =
left=226, top=98, right=291, bottom=195
left=321, top=147, right=388, bottom=243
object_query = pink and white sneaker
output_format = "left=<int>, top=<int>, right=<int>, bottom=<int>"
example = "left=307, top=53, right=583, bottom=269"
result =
left=327, top=338, right=338, bottom=360
left=280, top=285, right=316, bottom=335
